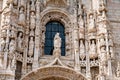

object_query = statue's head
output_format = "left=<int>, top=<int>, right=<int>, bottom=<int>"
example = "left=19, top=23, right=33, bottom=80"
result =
left=56, top=33, right=59, bottom=36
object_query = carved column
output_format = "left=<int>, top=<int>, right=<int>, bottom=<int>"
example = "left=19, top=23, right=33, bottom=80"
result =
left=22, top=0, right=28, bottom=75
left=32, top=0, right=40, bottom=70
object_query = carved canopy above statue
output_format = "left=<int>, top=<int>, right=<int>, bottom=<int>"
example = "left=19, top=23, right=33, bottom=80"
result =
left=21, top=66, right=87, bottom=80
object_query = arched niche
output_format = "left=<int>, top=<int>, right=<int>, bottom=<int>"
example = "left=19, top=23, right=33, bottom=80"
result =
left=40, top=10, right=72, bottom=57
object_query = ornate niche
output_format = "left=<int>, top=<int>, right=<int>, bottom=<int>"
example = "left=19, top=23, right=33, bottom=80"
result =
left=40, top=11, right=72, bottom=57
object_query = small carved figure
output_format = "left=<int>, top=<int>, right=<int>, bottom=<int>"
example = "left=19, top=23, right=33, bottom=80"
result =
left=100, top=37, right=105, bottom=47
left=0, top=38, right=6, bottom=52
left=78, top=14, right=84, bottom=28
left=90, top=40, right=97, bottom=59
left=18, top=7, right=26, bottom=26
left=30, top=12, right=36, bottom=30
left=28, top=37, right=34, bottom=57
left=18, top=32, right=23, bottom=50
left=88, top=14, right=95, bottom=31
left=79, top=40, right=85, bottom=60
left=9, top=39, right=16, bottom=53
left=53, top=33, right=61, bottom=57
left=78, top=15, right=84, bottom=39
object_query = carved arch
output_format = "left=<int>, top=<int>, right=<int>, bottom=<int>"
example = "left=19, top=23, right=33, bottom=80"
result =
left=21, top=66, right=87, bottom=80
left=40, top=9, right=72, bottom=56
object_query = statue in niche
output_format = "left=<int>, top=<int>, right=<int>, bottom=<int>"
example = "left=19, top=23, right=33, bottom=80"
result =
left=88, top=14, right=95, bottom=31
left=17, top=32, right=23, bottom=50
left=79, top=40, right=85, bottom=60
left=53, top=33, right=61, bottom=58
left=0, top=38, right=6, bottom=52
left=100, top=37, right=105, bottom=47
left=28, top=37, right=34, bottom=57
left=90, top=40, right=97, bottom=59
left=9, top=39, right=16, bottom=53
left=18, top=7, right=26, bottom=26
left=30, top=12, right=36, bottom=30
left=78, top=14, right=84, bottom=29
left=31, top=0, right=35, bottom=11
left=78, top=14, right=84, bottom=39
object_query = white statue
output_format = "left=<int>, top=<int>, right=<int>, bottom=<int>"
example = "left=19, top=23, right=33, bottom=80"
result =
left=53, top=33, right=61, bottom=57
left=79, top=40, right=85, bottom=60
left=90, top=40, right=97, bottom=59
left=100, top=37, right=105, bottom=47
left=18, top=32, right=23, bottom=50
left=9, top=39, right=16, bottom=53
left=28, top=37, right=34, bottom=57
left=30, top=12, right=36, bottom=30
left=31, top=0, right=35, bottom=11
left=18, top=7, right=26, bottom=26
left=88, top=14, right=95, bottom=30
left=0, top=38, right=6, bottom=52
left=78, top=15, right=84, bottom=39
left=78, top=14, right=84, bottom=28
left=54, top=33, right=61, bottom=48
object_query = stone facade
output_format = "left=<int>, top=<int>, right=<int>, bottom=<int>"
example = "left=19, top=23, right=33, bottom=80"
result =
left=0, top=0, right=120, bottom=80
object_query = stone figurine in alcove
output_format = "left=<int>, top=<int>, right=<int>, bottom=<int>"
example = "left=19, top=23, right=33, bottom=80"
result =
left=53, top=33, right=61, bottom=58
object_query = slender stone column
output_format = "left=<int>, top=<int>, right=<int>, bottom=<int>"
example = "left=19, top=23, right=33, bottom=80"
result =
left=86, top=40, right=91, bottom=80
left=22, top=1, right=29, bottom=75
left=32, top=1, right=40, bottom=70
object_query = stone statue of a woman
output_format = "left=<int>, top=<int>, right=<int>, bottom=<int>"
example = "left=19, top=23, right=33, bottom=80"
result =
left=53, top=33, right=61, bottom=57
left=18, top=7, right=26, bottom=26
left=28, top=37, right=34, bottom=57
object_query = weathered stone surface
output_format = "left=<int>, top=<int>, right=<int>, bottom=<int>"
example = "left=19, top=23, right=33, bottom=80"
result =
left=0, top=0, right=120, bottom=80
